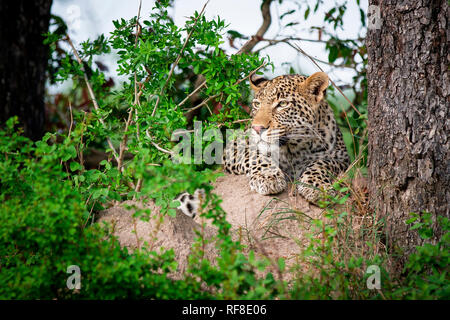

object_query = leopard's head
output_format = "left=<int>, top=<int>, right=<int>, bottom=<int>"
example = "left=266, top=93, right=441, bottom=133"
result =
left=249, top=72, right=329, bottom=152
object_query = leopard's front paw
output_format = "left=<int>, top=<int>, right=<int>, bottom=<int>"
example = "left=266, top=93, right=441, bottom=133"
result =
left=297, top=184, right=321, bottom=203
left=249, top=172, right=287, bottom=195
left=297, top=182, right=336, bottom=204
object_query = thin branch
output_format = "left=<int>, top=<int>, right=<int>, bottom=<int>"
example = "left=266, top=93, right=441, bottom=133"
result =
left=117, top=110, right=134, bottom=172
left=238, top=0, right=274, bottom=54
left=134, top=179, right=143, bottom=194
left=68, top=100, right=74, bottom=138
left=184, top=61, right=267, bottom=115
left=118, top=0, right=143, bottom=174
left=289, top=42, right=362, bottom=159
left=255, top=38, right=355, bottom=69
left=134, top=1, right=142, bottom=48
left=60, top=101, right=74, bottom=167
left=290, top=42, right=362, bottom=117
left=65, top=34, right=120, bottom=164
left=217, top=118, right=252, bottom=128
left=151, top=0, right=210, bottom=117
left=134, top=0, right=143, bottom=116
left=260, top=36, right=360, bottom=45
left=129, top=1, right=144, bottom=192
left=145, top=129, right=174, bottom=156
left=78, top=111, right=87, bottom=169
left=184, top=93, right=219, bottom=114
left=176, top=79, right=207, bottom=109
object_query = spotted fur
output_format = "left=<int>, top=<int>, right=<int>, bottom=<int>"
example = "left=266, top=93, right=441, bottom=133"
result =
left=175, top=189, right=205, bottom=218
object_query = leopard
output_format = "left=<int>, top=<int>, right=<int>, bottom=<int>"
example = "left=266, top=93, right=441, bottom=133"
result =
left=176, top=72, right=349, bottom=218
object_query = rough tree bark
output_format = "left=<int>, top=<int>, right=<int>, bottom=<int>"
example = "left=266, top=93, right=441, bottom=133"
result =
left=366, top=0, right=449, bottom=259
left=0, top=0, right=53, bottom=140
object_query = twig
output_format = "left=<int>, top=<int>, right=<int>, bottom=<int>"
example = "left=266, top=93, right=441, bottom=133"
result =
left=289, top=42, right=362, bottom=159
left=117, top=110, right=134, bottom=172
left=176, top=80, right=207, bottom=109
left=151, top=0, right=210, bottom=117
left=134, top=0, right=143, bottom=141
left=118, top=0, right=143, bottom=174
left=130, top=1, right=143, bottom=193
left=289, top=42, right=362, bottom=117
left=184, top=93, right=219, bottom=114
left=78, top=111, right=87, bottom=168
left=67, top=100, right=74, bottom=138
left=255, top=39, right=355, bottom=70
left=65, top=34, right=120, bottom=164
left=83, top=199, right=97, bottom=229
left=260, top=36, right=360, bottom=45
left=134, top=179, right=143, bottom=194
left=217, top=118, right=252, bottom=128
left=145, top=129, right=174, bottom=156
left=134, top=1, right=142, bottom=48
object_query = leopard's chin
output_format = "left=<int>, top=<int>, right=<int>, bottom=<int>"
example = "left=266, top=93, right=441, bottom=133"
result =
left=256, top=141, right=271, bottom=155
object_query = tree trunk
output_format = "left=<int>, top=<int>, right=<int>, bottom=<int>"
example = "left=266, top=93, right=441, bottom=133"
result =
left=0, top=0, right=53, bottom=140
left=366, top=0, right=449, bottom=260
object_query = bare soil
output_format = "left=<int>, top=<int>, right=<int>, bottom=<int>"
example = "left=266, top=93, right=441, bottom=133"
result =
left=98, top=173, right=323, bottom=280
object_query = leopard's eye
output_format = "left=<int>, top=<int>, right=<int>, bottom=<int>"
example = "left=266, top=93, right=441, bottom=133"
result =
left=274, top=100, right=289, bottom=111
left=252, top=100, right=261, bottom=108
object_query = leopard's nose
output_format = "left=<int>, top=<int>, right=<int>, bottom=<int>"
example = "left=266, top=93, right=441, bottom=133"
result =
left=252, top=125, right=266, bottom=134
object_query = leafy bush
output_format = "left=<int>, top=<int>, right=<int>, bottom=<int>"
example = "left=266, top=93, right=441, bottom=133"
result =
left=398, top=213, right=450, bottom=299
left=0, top=118, right=200, bottom=299
left=0, top=118, right=286, bottom=299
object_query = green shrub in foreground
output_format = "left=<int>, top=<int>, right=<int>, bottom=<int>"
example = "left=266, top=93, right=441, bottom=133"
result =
left=0, top=119, right=284, bottom=299
left=1, top=120, right=448, bottom=299
left=0, top=119, right=207, bottom=299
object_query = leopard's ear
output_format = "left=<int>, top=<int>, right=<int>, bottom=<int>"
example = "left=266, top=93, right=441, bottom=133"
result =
left=303, top=72, right=329, bottom=102
left=249, top=73, right=269, bottom=91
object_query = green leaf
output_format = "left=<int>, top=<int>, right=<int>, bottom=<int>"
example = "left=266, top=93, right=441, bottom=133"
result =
left=61, top=145, right=77, bottom=161
left=167, top=209, right=177, bottom=217
left=227, top=30, right=245, bottom=39
left=328, top=46, right=339, bottom=63
left=280, top=9, right=295, bottom=20
left=278, top=257, right=285, bottom=272
left=70, top=161, right=82, bottom=172
left=360, top=8, right=366, bottom=27
left=406, top=217, right=418, bottom=225
left=170, top=200, right=180, bottom=208
left=304, top=7, right=310, bottom=20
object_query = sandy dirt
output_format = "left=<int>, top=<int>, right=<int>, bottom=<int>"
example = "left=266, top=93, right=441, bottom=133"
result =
left=98, top=173, right=324, bottom=280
